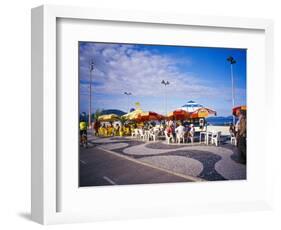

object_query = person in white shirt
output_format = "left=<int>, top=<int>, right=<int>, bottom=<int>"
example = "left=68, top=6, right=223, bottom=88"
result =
left=175, top=122, right=186, bottom=136
left=187, top=124, right=195, bottom=143
left=189, top=124, right=195, bottom=136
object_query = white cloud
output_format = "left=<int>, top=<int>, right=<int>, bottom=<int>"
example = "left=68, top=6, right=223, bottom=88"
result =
left=79, top=43, right=246, bottom=115
left=80, top=43, right=219, bottom=98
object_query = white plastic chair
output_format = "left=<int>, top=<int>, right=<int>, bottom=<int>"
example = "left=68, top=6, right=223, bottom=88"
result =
left=187, top=133, right=194, bottom=144
left=187, top=128, right=195, bottom=144
left=230, top=132, right=237, bottom=145
left=164, top=130, right=174, bottom=144
left=131, top=129, right=138, bottom=138
left=176, top=133, right=185, bottom=144
left=144, top=130, right=151, bottom=141
left=211, top=131, right=221, bottom=146
left=139, top=129, right=146, bottom=141
left=199, top=132, right=206, bottom=144
left=149, top=129, right=159, bottom=142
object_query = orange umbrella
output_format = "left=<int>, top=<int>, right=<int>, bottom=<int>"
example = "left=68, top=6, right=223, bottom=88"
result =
left=167, top=109, right=190, bottom=121
left=232, top=105, right=246, bottom=116
left=190, top=107, right=216, bottom=119
left=136, top=111, right=164, bottom=122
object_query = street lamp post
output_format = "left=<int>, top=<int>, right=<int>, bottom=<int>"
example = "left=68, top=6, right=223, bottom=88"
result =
left=124, top=92, right=132, bottom=113
left=161, top=80, right=170, bottom=115
left=227, top=56, right=237, bottom=125
left=88, top=59, right=94, bottom=129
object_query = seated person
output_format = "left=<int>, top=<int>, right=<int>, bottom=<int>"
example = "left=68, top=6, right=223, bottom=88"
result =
left=165, top=125, right=173, bottom=137
left=98, top=124, right=106, bottom=136
left=175, top=122, right=186, bottom=137
left=187, top=124, right=195, bottom=142
left=166, top=124, right=175, bottom=139
left=107, top=124, right=113, bottom=136
left=114, top=124, right=120, bottom=136
left=229, top=123, right=236, bottom=136
left=125, top=125, right=131, bottom=135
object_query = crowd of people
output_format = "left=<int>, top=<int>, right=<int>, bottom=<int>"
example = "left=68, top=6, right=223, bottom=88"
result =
left=89, top=119, right=196, bottom=143
left=92, top=121, right=161, bottom=137
left=80, top=110, right=246, bottom=163
left=94, top=122, right=132, bottom=137
left=164, top=121, right=195, bottom=143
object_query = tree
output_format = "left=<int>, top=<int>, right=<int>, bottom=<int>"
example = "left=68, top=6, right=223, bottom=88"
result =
left=92, top=109, right=102, bottom=121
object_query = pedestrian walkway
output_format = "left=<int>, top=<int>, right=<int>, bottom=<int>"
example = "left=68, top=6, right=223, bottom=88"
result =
left=87, top=135, right=246, bottom=181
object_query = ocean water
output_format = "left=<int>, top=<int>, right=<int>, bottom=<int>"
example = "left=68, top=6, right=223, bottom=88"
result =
left=206, top=116, right=237, bottom=126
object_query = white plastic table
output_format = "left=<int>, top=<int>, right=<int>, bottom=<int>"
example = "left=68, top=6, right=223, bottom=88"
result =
left=199, top=131, right=213, bottom=145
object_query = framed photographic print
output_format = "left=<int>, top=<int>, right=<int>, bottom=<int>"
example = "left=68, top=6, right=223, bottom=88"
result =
left=31, top=5, right=274, bottom=224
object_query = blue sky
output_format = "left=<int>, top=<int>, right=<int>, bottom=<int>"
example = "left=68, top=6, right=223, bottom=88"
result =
left=79, top=42, right=246, bottom=116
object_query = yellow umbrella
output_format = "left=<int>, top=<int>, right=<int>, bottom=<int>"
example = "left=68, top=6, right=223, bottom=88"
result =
left=122, top=108, right=143, bottom=120
left=190, top=107, right=216, bottom=118
left=98, top=114, right=119, bottom=122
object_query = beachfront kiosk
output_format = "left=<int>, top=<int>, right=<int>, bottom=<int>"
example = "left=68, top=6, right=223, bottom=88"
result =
left=178, top=100, right=217, bottom=131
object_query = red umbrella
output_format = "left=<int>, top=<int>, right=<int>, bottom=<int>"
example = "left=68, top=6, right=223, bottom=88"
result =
left=136, top=111, right=164, bottom=122
left=167, top=109, right=190, bottom=120
left=232, top=105, right=246, bottom=116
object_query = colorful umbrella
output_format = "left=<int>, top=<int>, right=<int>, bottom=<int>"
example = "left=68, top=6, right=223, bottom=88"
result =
left=121, top=108, right=144, bottom=120
left=136, top=111, right=164, bottom=122
left=98, top=114, right=119, bottom=122
left=232, top=105, right=246, bottom=116
left=167, top=109, right=190, bottom=120
left=190, top=107, right=216, bottom=119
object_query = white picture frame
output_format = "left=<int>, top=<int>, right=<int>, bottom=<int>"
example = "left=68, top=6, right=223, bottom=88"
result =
left=31, top=5, right=274, bottom=225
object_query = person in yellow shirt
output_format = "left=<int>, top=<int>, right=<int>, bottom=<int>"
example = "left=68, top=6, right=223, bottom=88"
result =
left=99, top=124, right=106, bottom=136
left=107, top=124, right=113, bottom=136
left=114, top=124, right=120, bottom=136
left=79, top=119, right=87, bottom=146
left=124, top=124, right=130, bottom=136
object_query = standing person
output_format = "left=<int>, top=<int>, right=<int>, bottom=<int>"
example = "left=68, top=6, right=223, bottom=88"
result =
left=199, top=118, right=205, bottom=130
left=93, top=120, right=100, bottom=136
left=236, top=110, right=247, bottom=163
left=79, top=118, right=87, bottom=147
left=235, top=110, right=241, bottom=136
left=229, top=123, right=236, bottom=136
left=115, top=123, right=120, bottom=136
left=235, top=109, right=241, bottom=146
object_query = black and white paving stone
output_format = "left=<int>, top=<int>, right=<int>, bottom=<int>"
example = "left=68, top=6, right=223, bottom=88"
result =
left=86, top=136, right=246, bottom=182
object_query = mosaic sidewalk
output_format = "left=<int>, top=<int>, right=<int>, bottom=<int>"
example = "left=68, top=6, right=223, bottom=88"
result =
left=86, top=136, right=246, bottom=181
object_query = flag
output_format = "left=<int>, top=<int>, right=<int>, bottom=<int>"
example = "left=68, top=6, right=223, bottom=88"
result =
left=135, top=102, right=140, bottom=108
